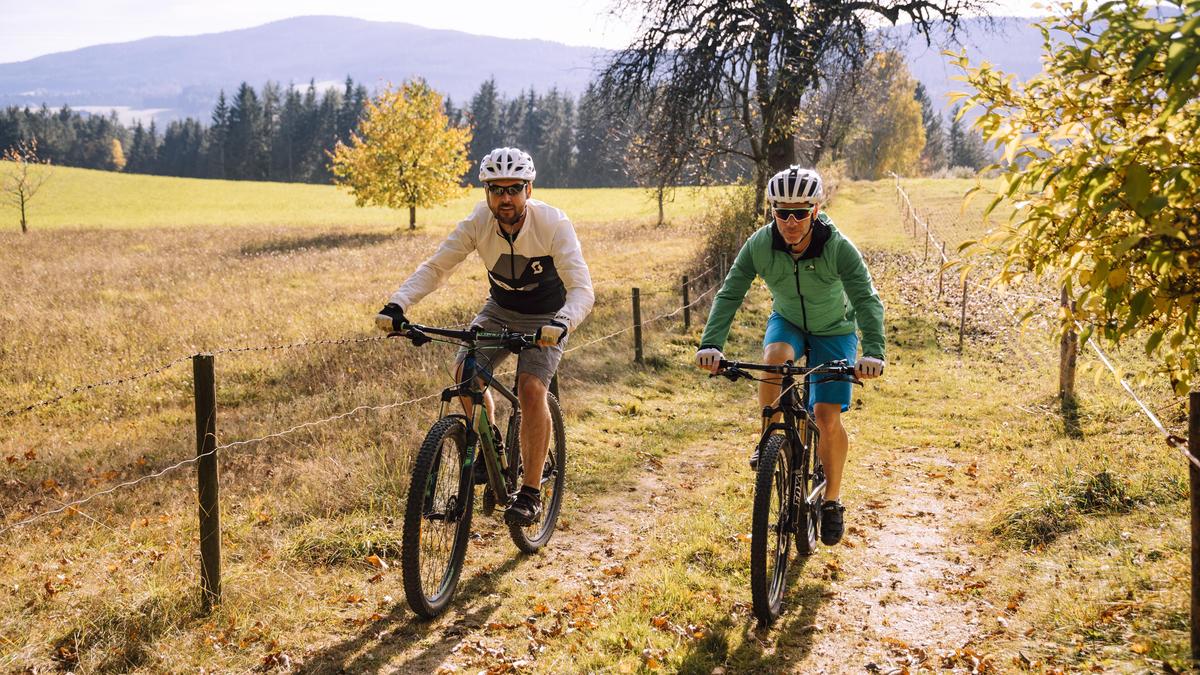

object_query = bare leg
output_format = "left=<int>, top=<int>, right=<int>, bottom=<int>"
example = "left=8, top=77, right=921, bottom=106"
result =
left=517, top=373, right=551, bottom=490
left=813, top=403, right=848, bottom=501
left=758, top=342, right=795, bottom=430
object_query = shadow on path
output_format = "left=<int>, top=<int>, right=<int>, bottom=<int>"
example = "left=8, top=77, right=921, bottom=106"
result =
left=676, top=556, right=829, bottom=674
left=298, top=556, right=521, bottom=674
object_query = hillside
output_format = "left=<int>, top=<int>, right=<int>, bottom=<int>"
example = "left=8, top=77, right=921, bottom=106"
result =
left=0, top=16, right=603, bottom=121
left=0, top=15, right=1048, bottom=125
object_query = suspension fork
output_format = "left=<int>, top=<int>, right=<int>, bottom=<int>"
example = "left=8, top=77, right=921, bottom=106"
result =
left=473, top=402, right=511, bottom=502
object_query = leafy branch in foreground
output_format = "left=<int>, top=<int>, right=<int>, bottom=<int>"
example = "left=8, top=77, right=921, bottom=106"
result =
left=953, top=0, right=1200, bottom=394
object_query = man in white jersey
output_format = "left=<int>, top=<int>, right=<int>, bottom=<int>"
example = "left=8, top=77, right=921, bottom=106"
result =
left=375, top=147, right=594, bottom=526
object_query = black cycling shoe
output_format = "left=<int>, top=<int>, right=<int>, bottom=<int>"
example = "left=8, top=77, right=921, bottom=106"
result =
left=820, top=500, right=845, bottom=546
left=504, top=488, right=542, bottom=527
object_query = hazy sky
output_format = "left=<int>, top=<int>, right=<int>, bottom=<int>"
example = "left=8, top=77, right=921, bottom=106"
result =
left=0, top=0, right=1048, bottom=65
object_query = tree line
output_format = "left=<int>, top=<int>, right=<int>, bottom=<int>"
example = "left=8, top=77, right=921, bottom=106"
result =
left=1, top=69, right=989, bottom=190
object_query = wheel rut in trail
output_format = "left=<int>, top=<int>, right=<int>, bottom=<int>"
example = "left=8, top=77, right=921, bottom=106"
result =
left=796, top=448, right=995, bottom=673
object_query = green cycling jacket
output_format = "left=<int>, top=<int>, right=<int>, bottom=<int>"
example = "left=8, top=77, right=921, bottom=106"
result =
left=700, top=214, right=886, bottom=359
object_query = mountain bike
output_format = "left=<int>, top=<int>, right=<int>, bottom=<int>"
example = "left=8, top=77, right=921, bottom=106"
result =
left=393, top=323, right=566, bottom=619
left=712, top=357, right=858, bottom=626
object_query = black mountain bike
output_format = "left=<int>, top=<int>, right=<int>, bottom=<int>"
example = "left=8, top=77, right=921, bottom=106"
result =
left=393, top=323, right=566, bottom=619
left=712, top=357, right=858, bottom=625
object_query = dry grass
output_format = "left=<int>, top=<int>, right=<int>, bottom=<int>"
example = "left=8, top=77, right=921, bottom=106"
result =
left=0, top=181, right=715, bottom=671
left=0, top=173, right=1190, bottom=672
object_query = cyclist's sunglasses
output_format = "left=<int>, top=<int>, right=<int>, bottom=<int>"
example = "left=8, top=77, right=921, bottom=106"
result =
left=485, top=182, right=528, bottom=197
left=774, top=206, right=815, bottom=220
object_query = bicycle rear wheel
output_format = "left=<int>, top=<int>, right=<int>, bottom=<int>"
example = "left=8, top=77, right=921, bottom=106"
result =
left=507, top=392, right=567, bottom=553
left=401, top=416, right=476, bottom=619
left=795, top=422, right=824, bottom=556
left=750, top=433, right=792, bottom=625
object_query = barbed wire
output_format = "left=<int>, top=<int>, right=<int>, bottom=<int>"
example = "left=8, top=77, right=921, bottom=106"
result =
left=2, top=354, right=195, bottom=419
left=1084, top=335, right=1200, bottom=471
left=1, top=278, right=721, bottom=535
left=2, top=335, right=394, bottom=421
left=892, top=174, right=1198, bottom=472
left=565, top=281, right=718, bottom=354
left=0, top=390, right=443, bottom=537
left=210, top=335, right=390, bottom=356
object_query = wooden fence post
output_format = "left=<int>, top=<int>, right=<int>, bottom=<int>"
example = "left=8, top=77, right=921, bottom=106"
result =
left=632, top=288, right=643, bottom=364
left=1059, top=287, right=1078, bottom=402
left=958, top=278, right=969, bottom=355
left=1191, top=391, right=1200, bottom=664
left=938, top=243, right=947, bottom=299
left=923, top=220, right=930, bottom=263
left=193, top=354, right=221, bottom=611
left=682, top=275, right=691, bottom=331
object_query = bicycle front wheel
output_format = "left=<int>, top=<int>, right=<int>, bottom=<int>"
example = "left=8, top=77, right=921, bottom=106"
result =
left=401, top=416, right=476, bottom=619
left=750, top=433, right=792, bottom=626
left=507, top=392, right=567, bottom=553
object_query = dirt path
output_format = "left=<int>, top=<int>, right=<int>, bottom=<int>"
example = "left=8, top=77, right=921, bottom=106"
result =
left=797, top=446, right=995, bottom=673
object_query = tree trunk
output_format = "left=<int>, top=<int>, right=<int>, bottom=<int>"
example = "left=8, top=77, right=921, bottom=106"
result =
left=656, top=185, right=664, bottom=227
left=19, top=193, right=27, bottom=234
left=409, top=205, right=416, bottom=230
left=767, top=134, right=796, bottom=173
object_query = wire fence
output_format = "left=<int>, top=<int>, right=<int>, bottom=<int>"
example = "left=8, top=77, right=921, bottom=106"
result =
left=890, top=173, right=1197, bottom=470
left=0, top=267, right=724, bottom=538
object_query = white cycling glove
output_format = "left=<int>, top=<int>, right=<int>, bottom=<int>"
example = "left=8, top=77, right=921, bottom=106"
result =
left=695, top=347, right=724, bottom=373
left=856, top=356, right=885, bottom=379
left=535, top=320, right=567, bottom=347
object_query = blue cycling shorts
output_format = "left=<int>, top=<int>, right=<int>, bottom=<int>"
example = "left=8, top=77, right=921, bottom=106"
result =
left=762, top=312, right=858, bottom=412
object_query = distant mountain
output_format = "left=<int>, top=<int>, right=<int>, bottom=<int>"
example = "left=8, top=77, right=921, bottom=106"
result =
left=894, top=16, right=1046, bottom=118
left=0, top=14, right=1047, bottom=126
left=0, top=16, right=605, bottom=123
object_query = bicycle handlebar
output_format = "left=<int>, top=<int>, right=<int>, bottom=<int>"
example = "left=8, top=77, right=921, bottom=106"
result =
left=389, top=323, right=537, bottom=351
left=711, top=358, right=860, bottom=384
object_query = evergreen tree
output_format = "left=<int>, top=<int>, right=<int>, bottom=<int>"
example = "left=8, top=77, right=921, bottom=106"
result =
left=948, top=105, right=988, bottom=170
left=226, top=82, right=268, bottom=180
left=536, top=88, right=574, bottom=187
left=914, top=82, right=947, bottom=173
left=467, top=78, right=503, bottom=182
left=261, top=81, right=282, bottom=178
left=573, top=82, right=630, bottom=188
left=208, top=91, right=231, bottom=178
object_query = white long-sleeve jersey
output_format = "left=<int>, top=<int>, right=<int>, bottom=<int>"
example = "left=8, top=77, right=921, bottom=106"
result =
left=388, top=199, right=595, bottom=334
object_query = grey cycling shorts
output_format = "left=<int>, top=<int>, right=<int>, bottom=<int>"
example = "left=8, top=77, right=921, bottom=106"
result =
left=455, top=298, right=566, bottom=386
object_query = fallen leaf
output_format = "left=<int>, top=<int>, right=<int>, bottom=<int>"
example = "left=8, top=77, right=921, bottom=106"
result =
left=366, top=554, right=388, bottom=570
left=1130, top=641, right=1151, bottom=655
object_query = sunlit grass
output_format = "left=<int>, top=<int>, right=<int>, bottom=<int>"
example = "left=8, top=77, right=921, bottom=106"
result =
left=0, top=162, right=729, bottom=231
left=0, top=172, right=1189, bottom=671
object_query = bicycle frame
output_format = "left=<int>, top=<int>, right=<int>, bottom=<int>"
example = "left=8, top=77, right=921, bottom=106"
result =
left=399, top=323, right=532, bottom=506
left=755, top=362, right=825, bottom=532
left=439, top=346, right=520, bottom=504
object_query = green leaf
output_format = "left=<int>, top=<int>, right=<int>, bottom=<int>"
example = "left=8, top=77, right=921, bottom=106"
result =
left=1123, top=164, right=1150, bottom=204
left=1130, top=47, right=1158, bottom=79
left=1146, top=328, right=1165, bottom=355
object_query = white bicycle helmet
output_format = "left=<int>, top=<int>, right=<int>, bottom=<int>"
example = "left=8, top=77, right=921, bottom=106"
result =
left=478, top=147, right=537, bottom=183
left=766, top=166, right=823, bottom=206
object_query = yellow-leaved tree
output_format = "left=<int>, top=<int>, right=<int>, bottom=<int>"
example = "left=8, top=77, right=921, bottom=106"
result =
left=954, top=0, right=1199, bottom=395
left=845, top=51, right=926, bottom=180
left=329, top=79, right=472, bottom=229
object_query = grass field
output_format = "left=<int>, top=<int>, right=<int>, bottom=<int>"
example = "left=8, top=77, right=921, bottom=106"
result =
left=0, top=163, right=724, bottom=230
left=0, top=169, right=1190, bottom=672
